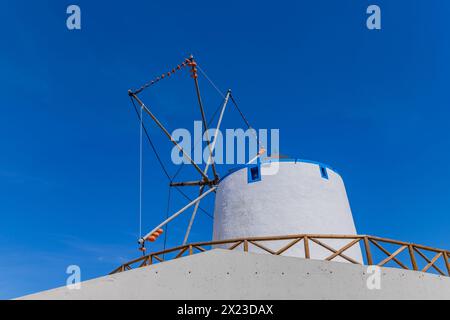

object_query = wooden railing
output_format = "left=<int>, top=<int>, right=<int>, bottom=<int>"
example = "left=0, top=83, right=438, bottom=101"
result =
left=110, top=234, right=450, bottom=277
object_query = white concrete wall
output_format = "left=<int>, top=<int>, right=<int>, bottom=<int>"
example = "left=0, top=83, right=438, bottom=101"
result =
left=213, top=161, right=362, bottom=263
left=19, top=250, right=450, bottom=300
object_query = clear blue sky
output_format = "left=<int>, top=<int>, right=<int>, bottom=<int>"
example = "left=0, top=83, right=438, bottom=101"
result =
left=1, top=0, right=449, bottom=299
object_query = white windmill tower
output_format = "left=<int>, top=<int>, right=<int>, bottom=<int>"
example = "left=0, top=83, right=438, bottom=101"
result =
left=213, top=159, right=363, bottom=263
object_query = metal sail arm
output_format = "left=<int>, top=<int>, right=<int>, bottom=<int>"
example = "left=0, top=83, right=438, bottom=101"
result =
left=188, top=56, right=219, bottom=182
left=169, top=90, right=231, bottom=191
left=204, top=90, right=231, bottom=174
left=183, top=185, right=206, bottom=245
left=182, top=89, right=231, bottom=245
left=129, top=91, right=209, bottom=182
left=139, top=186, right=217, bottom=243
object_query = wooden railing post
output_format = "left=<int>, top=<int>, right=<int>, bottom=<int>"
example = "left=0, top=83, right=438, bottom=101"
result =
left=408, top=245, right=418, bottom=271
left=364, top=236, right=373, bottom=265
left=244, top=240, right=249, bottom=252
left=189, top=245, right=193, bottom=255
left=304, top=236, right=310, bottom=259
left=444, top=252, right=450, bottom=276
